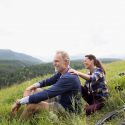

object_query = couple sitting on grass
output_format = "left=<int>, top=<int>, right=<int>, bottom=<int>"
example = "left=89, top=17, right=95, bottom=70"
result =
left=12, top=50, right=109, bottom=120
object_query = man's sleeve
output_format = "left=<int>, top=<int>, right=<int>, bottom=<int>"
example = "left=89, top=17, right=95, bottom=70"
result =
left=39, top=72, right=61, bottom=87
left=29, top=76, right=74, bottom=103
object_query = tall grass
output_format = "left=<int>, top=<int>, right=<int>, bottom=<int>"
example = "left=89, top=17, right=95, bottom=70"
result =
left=0, top=61, right=125, bottom=125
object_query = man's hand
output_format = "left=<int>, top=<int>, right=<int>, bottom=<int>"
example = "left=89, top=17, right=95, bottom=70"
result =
left=26, top=85, right=37, bottom=91
left=11, top=100, right=21, bottom=115
left=23, top=85, right=37, bottom=97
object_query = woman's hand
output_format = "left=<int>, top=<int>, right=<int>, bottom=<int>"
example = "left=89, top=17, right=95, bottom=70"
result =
left=68, top=69, right=79, bottom=75
left=69, top=69, right=90, bottom=80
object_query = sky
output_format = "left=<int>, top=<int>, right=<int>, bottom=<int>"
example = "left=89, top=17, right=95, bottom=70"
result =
left=0, top=0, right=125, bottom=60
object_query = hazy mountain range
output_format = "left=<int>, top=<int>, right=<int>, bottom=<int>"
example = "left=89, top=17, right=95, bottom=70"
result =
left=0, top=49, right=43, bottom=65
left=39, top=53, right=125, bottom=62
left=0, top=49, right=124, bottom=63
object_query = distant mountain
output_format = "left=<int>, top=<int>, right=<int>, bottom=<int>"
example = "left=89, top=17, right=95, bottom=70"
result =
left=70, top=53, right=124, bottom=61
left=38, top=53, right=123, bottom=62
left=36, top=56, right=53, bottom=63
left=70, top=54, right=84, bottom=60
left=38, top=54, right=85, bottom=62
left=102, top=54, right=125, bottom=59
left=0, top=49, right=43, bottom=65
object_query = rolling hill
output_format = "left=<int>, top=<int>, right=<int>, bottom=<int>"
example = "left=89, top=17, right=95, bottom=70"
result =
left=0, top=49, right=43, bottom=65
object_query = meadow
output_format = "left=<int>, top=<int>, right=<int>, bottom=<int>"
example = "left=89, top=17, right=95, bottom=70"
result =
left=0, top=61, right=125, bottom=125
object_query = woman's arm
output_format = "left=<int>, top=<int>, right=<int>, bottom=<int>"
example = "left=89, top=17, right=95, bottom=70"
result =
left=68, top=69, right=90, bottom=81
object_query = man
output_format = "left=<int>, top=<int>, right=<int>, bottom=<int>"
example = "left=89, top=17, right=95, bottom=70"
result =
left=11, top=50, right=82, bottom=120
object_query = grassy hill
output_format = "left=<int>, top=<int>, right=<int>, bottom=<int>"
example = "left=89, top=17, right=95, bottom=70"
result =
left=0, top=61, right=125, bottom=125
left=0, top=49, right=43, bottom=65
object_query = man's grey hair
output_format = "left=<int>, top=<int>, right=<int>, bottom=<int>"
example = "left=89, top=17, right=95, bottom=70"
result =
left=56, top=50, right=70, bottom=64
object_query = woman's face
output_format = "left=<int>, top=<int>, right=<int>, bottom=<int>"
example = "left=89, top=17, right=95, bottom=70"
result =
left=83, top=57, right=94, bottom=69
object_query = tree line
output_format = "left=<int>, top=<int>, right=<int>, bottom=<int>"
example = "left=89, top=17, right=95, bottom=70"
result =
left=0, top=58, right=120, bottom=89
left=0, top=61, right=83, bottom=88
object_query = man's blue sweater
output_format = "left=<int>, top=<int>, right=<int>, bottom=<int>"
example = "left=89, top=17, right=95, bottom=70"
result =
left=29, top=72, right=82, bottom=113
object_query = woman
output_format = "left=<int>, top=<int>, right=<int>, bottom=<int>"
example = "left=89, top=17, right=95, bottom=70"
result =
left=69, top=54, right=108, bottom=115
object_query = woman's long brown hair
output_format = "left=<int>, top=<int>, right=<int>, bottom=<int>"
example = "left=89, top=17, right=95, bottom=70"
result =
left=85, top=54, right=106, bottom=74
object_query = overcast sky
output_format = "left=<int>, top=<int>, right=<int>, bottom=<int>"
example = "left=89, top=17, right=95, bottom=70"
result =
left=0, top=0, right=125, bottom=59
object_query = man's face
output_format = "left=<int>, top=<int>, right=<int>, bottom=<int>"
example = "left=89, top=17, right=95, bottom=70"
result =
left=53, top=54, right=68, bottom=73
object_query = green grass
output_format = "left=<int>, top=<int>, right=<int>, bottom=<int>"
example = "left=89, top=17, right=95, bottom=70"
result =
left=0, top=61, right=125, bottom=125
